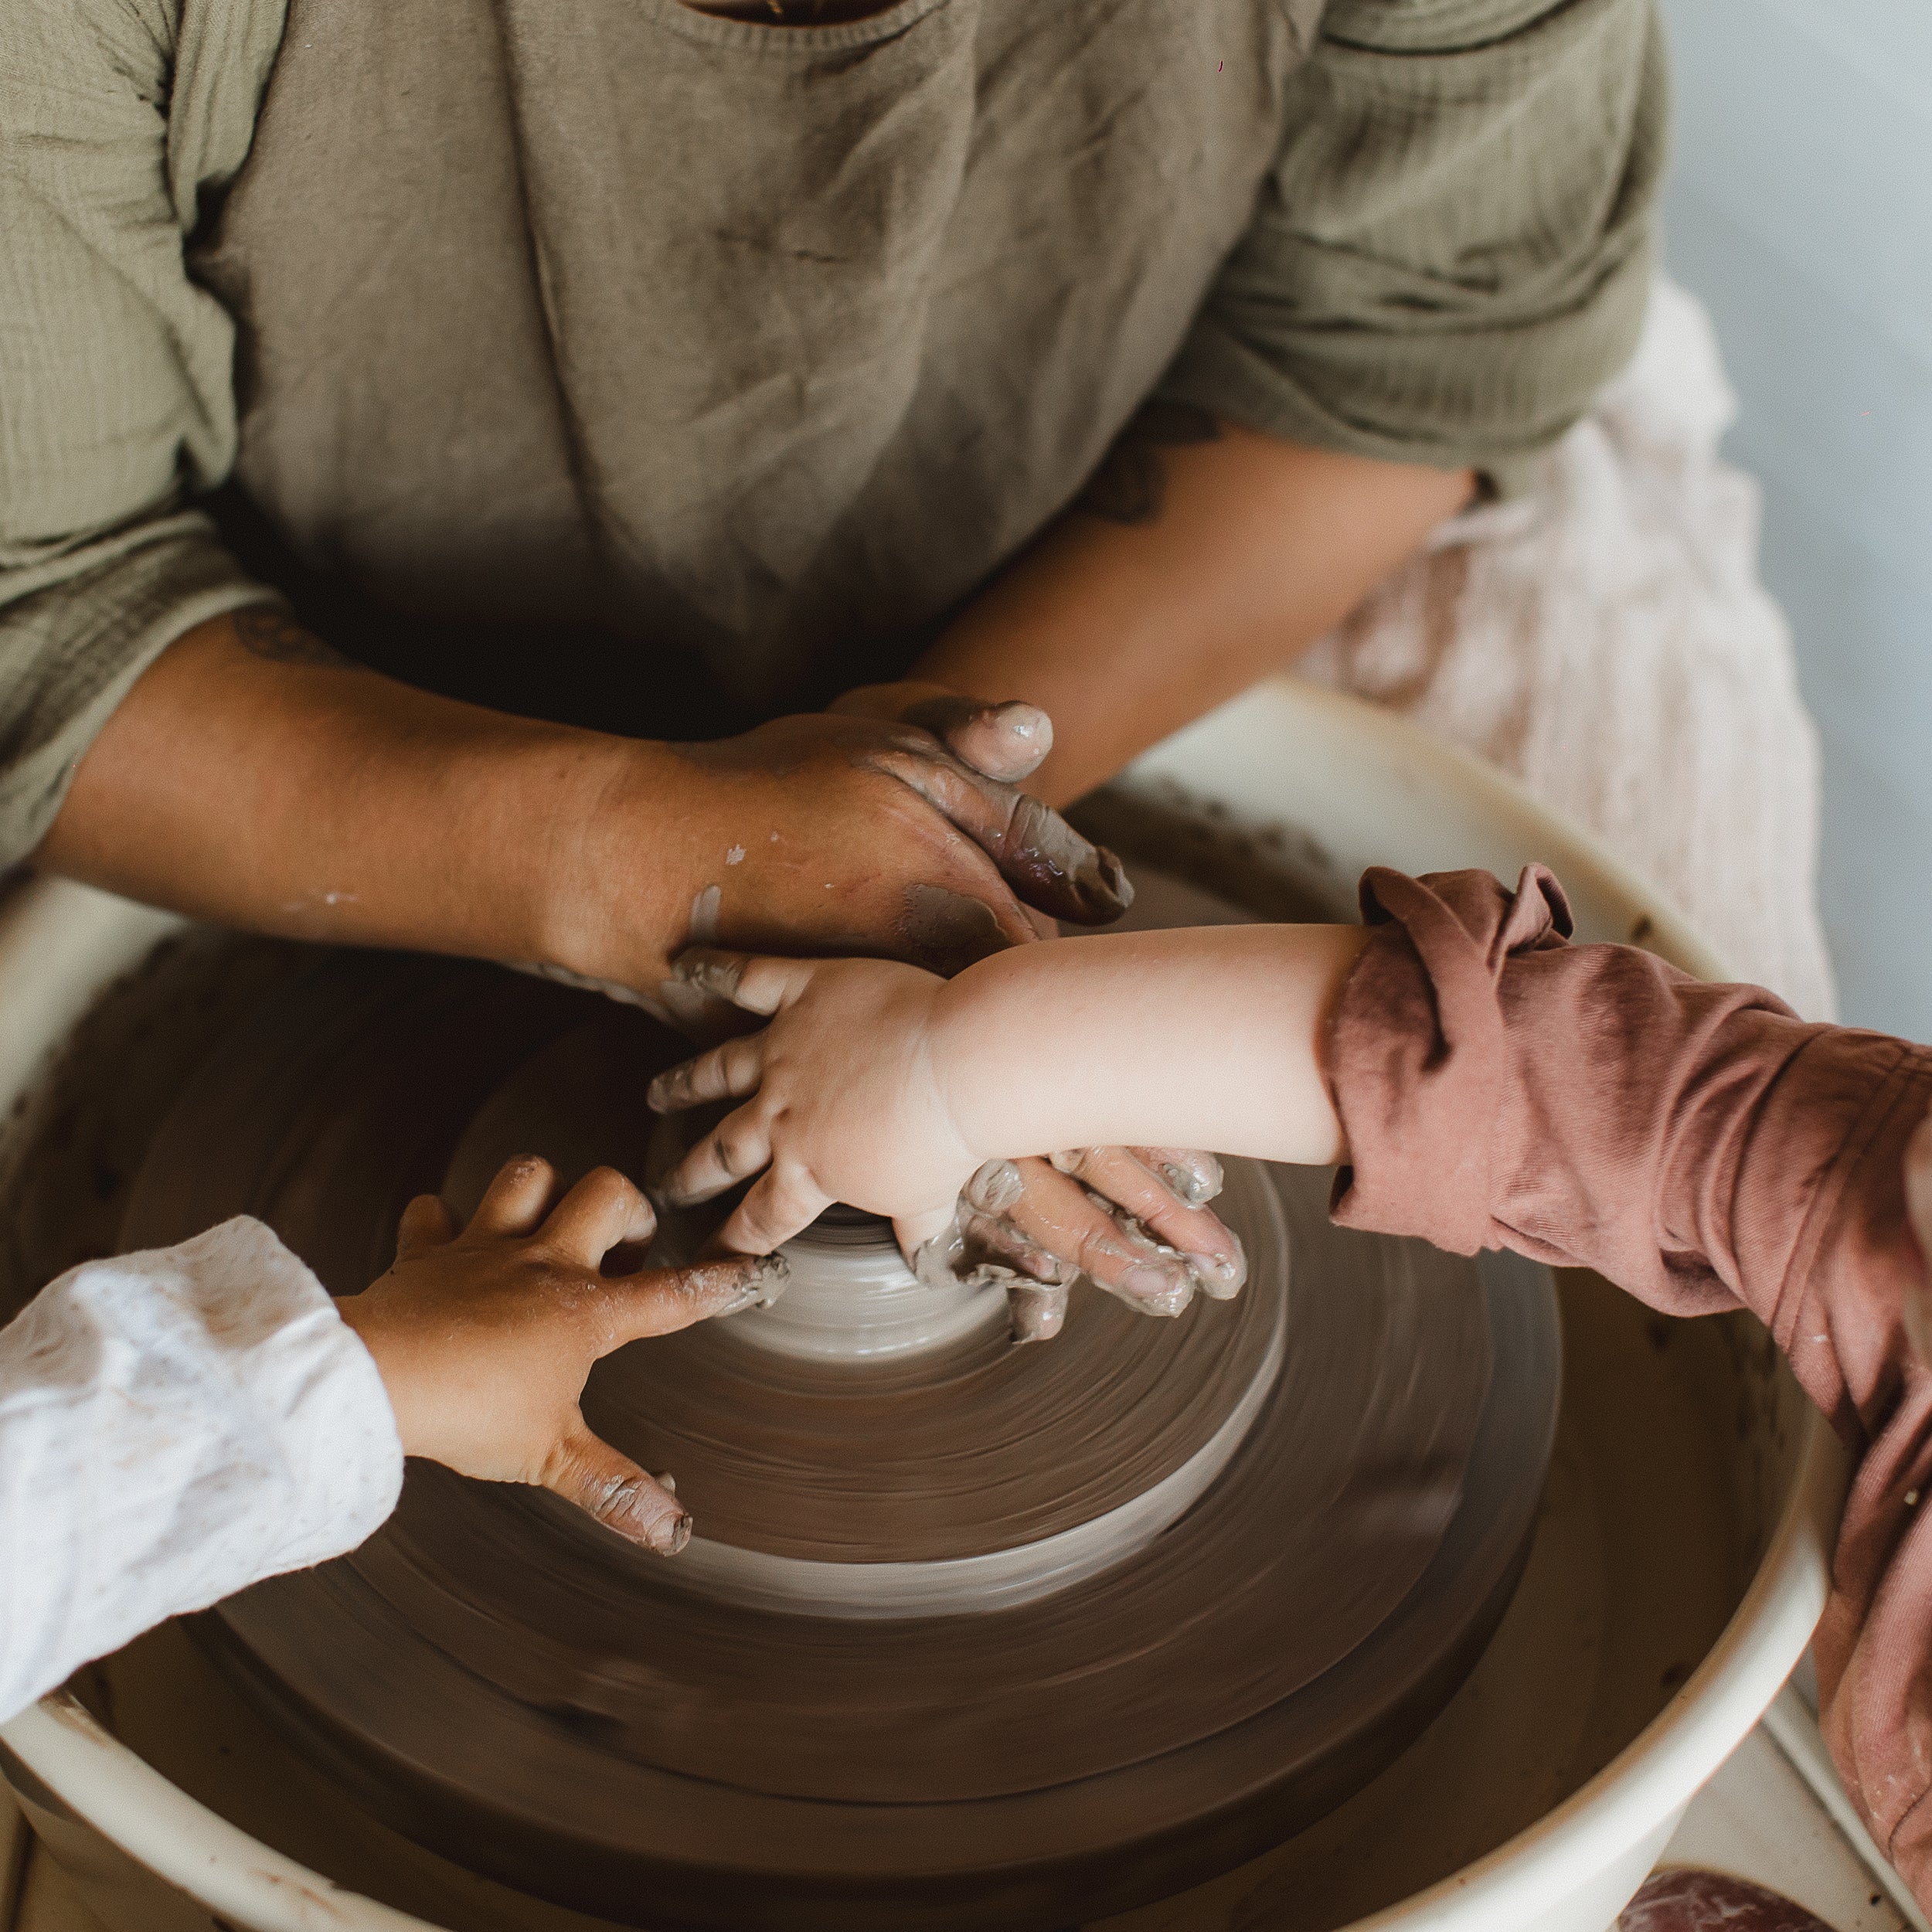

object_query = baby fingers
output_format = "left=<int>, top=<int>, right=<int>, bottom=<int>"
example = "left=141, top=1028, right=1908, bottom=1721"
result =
left=648, top=1031, right=767, bottom=1114
left=717, top=1167, right=832, bottom=1257
left=658, top=1104, right=774, bottom=1208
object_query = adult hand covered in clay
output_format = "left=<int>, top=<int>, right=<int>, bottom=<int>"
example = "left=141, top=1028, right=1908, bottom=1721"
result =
left=647, top=950, right=1243, bottom=1338
left=940, top=1144, right=1243, bottom=1341
left=336, top=1156, right=786, bottom=1551
left=597, top=706, right=1130, bottom=1001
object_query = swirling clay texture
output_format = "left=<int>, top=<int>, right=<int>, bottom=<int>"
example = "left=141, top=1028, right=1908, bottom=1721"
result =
left=118, top=880, right=1559, bottom=1930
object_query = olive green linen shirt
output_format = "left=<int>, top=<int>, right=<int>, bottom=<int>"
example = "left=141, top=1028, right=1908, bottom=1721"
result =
left=0, top=0, right=1665, bottom=867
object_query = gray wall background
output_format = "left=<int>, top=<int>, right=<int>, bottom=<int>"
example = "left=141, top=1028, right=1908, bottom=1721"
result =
left=1657, top=0, right=1932, bottom=1038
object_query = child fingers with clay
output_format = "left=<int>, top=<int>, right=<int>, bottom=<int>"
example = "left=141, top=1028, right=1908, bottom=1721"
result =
left=648, top=862, right=1932, bottom=1918
left=0, top=1154, right=784, bottom=1725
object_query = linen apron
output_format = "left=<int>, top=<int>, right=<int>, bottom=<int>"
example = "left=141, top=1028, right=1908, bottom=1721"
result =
left=191, top=0, right=1313, bottom=737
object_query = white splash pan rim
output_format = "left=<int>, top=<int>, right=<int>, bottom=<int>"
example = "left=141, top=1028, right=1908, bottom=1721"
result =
left=0, top=674, right=1849, bottom=1931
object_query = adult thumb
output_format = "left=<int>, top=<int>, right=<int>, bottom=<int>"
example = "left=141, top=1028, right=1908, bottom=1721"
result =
left=540, top=1421, right=692, bottom=1555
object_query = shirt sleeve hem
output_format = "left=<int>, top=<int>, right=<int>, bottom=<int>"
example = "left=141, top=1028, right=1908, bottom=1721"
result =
left=167, top=1219, right=406, bottom=1574
left=1155, top=325, right=1550, bottom=503
left=0, top=536, right=279, bottom=866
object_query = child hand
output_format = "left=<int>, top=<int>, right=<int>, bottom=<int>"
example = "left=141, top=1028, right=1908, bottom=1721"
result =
left=645, top=949, right=1243, bottom=1332
left=337, top=1156, right=785, bottom=1553
left=648, top=952, right=970, bottom=1260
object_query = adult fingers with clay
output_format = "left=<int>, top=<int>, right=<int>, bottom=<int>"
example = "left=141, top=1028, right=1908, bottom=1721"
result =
left=827, top=680, right=1124, bottom=930
left=1044, top=1147, right=1244, bottom=1298
left=957, top=1147, right=1246, bottom=1329
left=336, top=1156, right=787, bottom=1554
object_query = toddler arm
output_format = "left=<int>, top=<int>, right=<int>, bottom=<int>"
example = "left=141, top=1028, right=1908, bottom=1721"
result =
left=1322, top=865, right=1932, bottom=1427
left=1321, top=863, right=1932, bottom=1900
left=651, top=924, right=1366, bottom=1297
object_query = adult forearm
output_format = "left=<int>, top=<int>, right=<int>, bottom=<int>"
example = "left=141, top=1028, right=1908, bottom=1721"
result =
left=934, top=924, right=1366, bottom=1168
left=913, top=418, right=1471, bottom=807
left=32, top=607, right=1124, bottom=998
left=32, top=610, right=646, bottom=973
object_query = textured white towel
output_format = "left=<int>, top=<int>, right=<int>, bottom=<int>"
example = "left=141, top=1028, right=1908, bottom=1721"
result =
left=1302, top=278, right=1837, bottom=1020
left=0, top=1217, right=402, bottom=1723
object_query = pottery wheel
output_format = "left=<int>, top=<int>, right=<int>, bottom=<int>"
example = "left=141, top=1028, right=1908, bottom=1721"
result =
left=117, top=869, right=1560, bottom=1931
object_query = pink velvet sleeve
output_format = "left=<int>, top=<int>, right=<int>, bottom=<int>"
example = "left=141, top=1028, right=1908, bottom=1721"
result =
left=1321, top=865, right=1932, bottom=1902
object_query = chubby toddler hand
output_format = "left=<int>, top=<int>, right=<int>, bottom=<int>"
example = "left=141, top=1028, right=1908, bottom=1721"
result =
left=650, top=953, right=968, bottom=1258
left=337, top=1157, right=785, bottom=1553
left=646, top=949, right=1242, bottom=1337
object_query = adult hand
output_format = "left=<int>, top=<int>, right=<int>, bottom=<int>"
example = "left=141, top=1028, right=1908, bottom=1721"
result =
left=336, top=1156, right=787, bottom=1552
left=558, top=708, right=1131, bottom=1009
left=648, top=950, right=1243, bottom=1342
left=44, top=613, right=1131, bottom=1032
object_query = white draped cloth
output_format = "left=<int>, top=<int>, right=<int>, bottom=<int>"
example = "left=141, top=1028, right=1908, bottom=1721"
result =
left=1301, top=278, right=1836, bottom=1022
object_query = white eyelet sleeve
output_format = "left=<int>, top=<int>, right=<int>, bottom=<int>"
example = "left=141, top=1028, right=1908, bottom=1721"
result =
left=0, top=1217, right=403, bottom=1722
